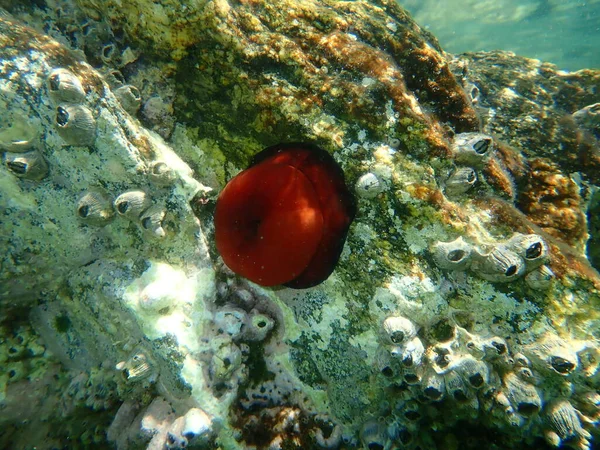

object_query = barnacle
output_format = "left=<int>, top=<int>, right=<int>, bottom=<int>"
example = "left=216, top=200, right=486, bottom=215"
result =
left=4, top=150, right=48, bottom=180
left=55, top=104, right=96, bottom=146
left=525, top=265, right=555, bottom=289
left=382, top=315, right=417, bottom=345
left=452, top=356, right=490, bottom=389
left=76, top=190, right=115, bottom=226
left=138, top=204, right=166, bottom=238
left=545, top=399, right=591, bottom=448
left=471, top=245, right=525, bottom=282
left=451, top=132, right=495, bottom=166
left=148, top=161, right=177, bottom=185
left=432, top=236, right=473, bottom=271
left=503, top=371, right=542, bottom=417
left=505, top=233, right=549, bottom=270
left=47, top=68, right=86, bottom=104
left=114, top=84, right=142, bottom=115
left=422, top=369, right=445, bottom=401
left=444, top=166, right=478, bottom=196
left=360, top=420, right=389, bottom=450
left=116, top=350, right=157, bottom=383
left=355, top=172, right=383, bottom=199
left=114, top=190, right=151, bottom=220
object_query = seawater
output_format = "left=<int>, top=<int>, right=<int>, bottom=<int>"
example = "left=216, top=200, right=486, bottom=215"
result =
left=402, top=0, right=600, bottom=70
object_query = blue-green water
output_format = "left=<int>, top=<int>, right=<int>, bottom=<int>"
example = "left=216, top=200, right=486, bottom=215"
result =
left=402, top=0, right=600, bottom=70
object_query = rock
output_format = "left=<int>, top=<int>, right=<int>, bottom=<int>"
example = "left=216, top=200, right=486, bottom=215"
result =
left=0, top=2, right=599, bottom=449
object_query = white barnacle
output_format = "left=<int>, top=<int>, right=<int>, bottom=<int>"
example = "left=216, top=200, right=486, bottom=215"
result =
left=355, top=172, right=383, bottom=199
left=444, top=166, right=478, bottom=197
left=471, top=245, right=525, bottom=282
left=451, top=355, right=490, bottom=389
left=246, top=311, right=274, bottom=341
left=444, top=369, right=470, bottom=403
left=382, top=315, right=417, bottom=345
left=545, top=399, right=591, bottom=448
left=114, top=84, right=142, bottom=115
left=114, top=190, right=151, bottom=220
left=4, top=150, right=48, bottom=180
left=451, top=132, right=494, bottom=167
left=55, top=104, right=96, bottom=146
left=116, top=350, right=157, bottom=383
left=505, top=233, right=549, bottom=271
left=432, top=236, right=473, bottom=271
left=422, top=369, right=445, bottom=401
left=359, top=420, right=389, bottom=450
left=47, top=68, right=86, bottom=104
left=148, top=161, right=177, bottom=186
left=138, top=204, right=166, bottom=238
left=503, top=371, right=542, bottom=417
left=182, top=408, right=213, bottom=441
left=76, top=190, right=115, bottom=226
left=0, top=120, right=39, bottom=152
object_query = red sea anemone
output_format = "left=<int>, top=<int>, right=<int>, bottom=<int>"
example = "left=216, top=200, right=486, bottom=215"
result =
left=215, top=143, right=356, bottom=288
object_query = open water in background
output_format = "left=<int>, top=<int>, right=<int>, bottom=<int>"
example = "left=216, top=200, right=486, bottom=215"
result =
left=402, top=0, right=600, bottom=71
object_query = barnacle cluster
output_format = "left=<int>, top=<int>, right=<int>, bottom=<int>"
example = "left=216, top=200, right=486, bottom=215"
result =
left=432, top=232, right=552, bottom=284
left=368, top=314, right=598, bottom=449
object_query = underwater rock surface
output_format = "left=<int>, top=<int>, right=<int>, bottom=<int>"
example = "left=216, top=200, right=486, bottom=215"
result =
left=0, top=1, right=599, bottom=449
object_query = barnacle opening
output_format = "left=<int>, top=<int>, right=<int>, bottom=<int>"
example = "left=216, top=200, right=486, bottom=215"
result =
left=56, top=106, right=69, bottom=126
left=525, top=242, right=542, bottom=259
left=473, top=138, right=491, bottom=155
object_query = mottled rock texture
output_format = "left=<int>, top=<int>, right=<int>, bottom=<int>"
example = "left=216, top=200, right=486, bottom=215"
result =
left=0, top=1, right=599, bottom=449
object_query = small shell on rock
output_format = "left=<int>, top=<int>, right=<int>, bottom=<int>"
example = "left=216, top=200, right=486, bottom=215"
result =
left=355, top=172, right=383, bottom=199
left=432, top=236, right=473, bottom=271
left=4, top=151, right=48, bottom=180
left=444, top=167, right=477, bottom=196
left=451, top=132, right=494, bottom=166
left=148, top=161, right=177, bottom=186
left=77, top=190, right=115, bottom=226
left=114, top=190, right=151, bottom=220
left=114, top=84, right=142, bottom=115
left=503, top=371, right=542, bottom=417
left=139, top=204, right=166, bottom=238
left=506, top=233, right=549, bottom=270
left=0, top=120, right=39, bottom=152
left=382, top=315, right=417, bottom=345
left=55, top=104, right=96, bottom=146
left=545, top=399, right=591, bottom=448
left=430, top=345, right=453, bottom=370
left=116, top=351, right=157, bottom=383
left=525, top=265, right=555, bottom=290
left=471, top=245, right=525, bottom=282
left=47, top=68, right=86, bottom=104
